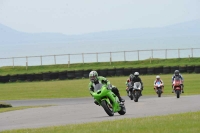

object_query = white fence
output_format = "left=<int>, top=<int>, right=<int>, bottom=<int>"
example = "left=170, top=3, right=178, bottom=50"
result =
left=0, top=48, right=200, bottom=67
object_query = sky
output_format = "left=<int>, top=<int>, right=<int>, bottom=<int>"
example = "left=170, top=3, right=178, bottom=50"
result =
left=0, top=0, right=200, bottom=35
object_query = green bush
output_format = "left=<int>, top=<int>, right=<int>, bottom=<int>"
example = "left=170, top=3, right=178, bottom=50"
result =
left=0, top=103, right=12, bottom=108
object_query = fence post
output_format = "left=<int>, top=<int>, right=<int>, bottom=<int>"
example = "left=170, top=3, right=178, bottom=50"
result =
left=110, top=52, right=112, bottom=65
left=124, top=51, right=126, bottom=61
left=68, top=54, right=70, bottom=67
left=191, top=48, right=193, bottom=58
left=82, top=53, right=84, bottom=64
left=151, top=49, right=153, bottom=59
left=54, top=55, right=56, bottom=64
left=96, top=53, right=98, bottom=63
left=12, top=57, right=15, bottom=68
left=26, top=56, right=28, bottom=70
left=178, top=49, right=180, bottom=58
left=150, top=57, right=152, bottom=63
left=165, top=49, right=167, bottom=59
left=40, top=56, right=43, bottom=66
left=137, top=50, right=140, bottom=61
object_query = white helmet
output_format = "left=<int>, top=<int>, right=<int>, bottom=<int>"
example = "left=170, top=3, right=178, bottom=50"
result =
left=89, top=71, right=98, bottom=82
left=134, top=72, right=139, bottom=76
left=156, top=75, right=160, bottom=79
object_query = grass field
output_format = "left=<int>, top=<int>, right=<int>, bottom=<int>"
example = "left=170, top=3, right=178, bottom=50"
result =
left=0, top=57, right=200, bottom=75
left=2, top=111, right=200, bottom=133
left=0, top=74, right=199, bottom=100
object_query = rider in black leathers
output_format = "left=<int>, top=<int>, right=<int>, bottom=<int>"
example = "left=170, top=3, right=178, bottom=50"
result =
left=128, top=72, right=144, bottom=96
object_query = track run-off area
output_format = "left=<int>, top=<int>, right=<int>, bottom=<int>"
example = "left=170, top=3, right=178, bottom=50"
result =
left=0, top=95, right=200, bottom=131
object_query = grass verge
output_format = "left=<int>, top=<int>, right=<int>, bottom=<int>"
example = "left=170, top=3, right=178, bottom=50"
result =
left=0, top=57, right=200, bottom=75
left=2, top=111, right=200, bottom=133
left=0, top=74, right=199, bottom=100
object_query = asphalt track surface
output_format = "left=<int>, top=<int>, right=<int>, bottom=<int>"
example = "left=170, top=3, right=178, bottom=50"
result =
left=0, top=95, right=200, bottom=131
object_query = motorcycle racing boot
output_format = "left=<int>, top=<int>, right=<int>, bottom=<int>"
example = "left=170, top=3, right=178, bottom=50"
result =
left=119, top=96, right=125, bottom=103
left=181, top=85, right=184, bottom=93
left=117, top=94, right=125, bottom=104
left=126, top=89, right=129, bottom=96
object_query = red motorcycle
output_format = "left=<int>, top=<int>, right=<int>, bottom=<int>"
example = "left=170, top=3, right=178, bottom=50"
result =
left=172, top=76, right=183, bottom=98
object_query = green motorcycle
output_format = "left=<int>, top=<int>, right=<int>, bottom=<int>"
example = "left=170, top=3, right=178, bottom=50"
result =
left=91, top=83, right=126, bottom=116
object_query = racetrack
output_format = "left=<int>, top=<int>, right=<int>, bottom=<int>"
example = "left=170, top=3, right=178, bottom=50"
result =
left=0, top=95, right=200, bottom=131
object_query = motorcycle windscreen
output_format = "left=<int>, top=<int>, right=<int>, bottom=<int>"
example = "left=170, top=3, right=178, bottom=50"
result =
left=156, top=81, right=161, bottom=85
left=134, top=82, right=141, bottom=89
left=93, top=83, right=103, bottom=92
left=175, top=76, right=181, bottom=81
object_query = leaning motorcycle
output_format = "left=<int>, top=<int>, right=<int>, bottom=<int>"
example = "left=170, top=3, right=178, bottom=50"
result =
left=155, top=81, right=163, bottom=97
left=172, top=76, right=183, bottom=98
left=128, top=82, right=142, bottom=102
left=91, top=83, right=126, bottom=116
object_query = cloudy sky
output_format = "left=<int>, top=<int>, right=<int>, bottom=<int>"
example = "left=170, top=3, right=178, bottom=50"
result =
left=0, top=0, right=200, bottom=35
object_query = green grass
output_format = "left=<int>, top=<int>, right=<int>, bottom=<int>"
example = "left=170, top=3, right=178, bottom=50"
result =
left=0, top=74, right=199, bottom=100
left=2, top=111, right=200, bottom=133
left=0, top=57, right=200, bottom=75
left=0, top=105, right=52, bottom=113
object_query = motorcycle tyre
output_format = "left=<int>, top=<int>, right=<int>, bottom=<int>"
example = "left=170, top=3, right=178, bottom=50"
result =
left=118, top=104, right=126, bottom=115
left=130, top=93, right=133, bottom=100
left=101, top=100, right=114, bottom=116
left=176, top=90, right=180, bottom=98
left=134, top=91, right=139, bottom=102
left=157, top=89, right=162, bottom=97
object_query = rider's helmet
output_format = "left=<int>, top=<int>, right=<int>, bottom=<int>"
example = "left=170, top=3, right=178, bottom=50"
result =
left=134, top=72, right=139, bottom=78
left=89, top=71, right=98, bottom=82
left=129, top=74, right=134, bottom=81
left=174, top=70, right=179, bottom=76
left=156, top=75, right=160, bottom=80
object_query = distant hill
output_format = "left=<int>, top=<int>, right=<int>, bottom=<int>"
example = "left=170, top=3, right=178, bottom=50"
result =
left=0, top=24, right=69, bottom=44
left=0, top=19, right=200, bottom=45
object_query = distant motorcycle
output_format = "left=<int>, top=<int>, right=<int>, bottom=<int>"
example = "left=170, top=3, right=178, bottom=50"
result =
left=155, top=81, right=163, bottom=97
left=172, top=76, right=183, bottom=98
left=128, top=82, right=142, bottom=102
left=91, top=83, right=126, bottom=116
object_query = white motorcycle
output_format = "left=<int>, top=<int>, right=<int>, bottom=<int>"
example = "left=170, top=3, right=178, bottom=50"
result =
left=155, top=81, right=163, bottom=97
left=128, top=82, right=142, bottom=102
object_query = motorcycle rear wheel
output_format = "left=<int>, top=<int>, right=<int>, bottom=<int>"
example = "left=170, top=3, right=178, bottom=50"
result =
left=118, top=105, right=126, bottom=115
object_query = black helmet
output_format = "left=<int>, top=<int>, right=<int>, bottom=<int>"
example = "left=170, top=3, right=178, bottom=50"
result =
left=174, top=70, right=179, bottom=76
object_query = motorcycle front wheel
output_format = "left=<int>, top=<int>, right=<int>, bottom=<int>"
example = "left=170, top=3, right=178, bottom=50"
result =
left=101, top=100, right=114, bottom=116
left=176, top=90, right=180, bottom=98
left=157, top=89, right=162, bottom=97
left=134, top=91, right=139, bottom=102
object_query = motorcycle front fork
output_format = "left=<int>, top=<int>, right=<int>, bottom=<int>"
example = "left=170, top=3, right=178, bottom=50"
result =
left=155, top=87, right=163, bottom=93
